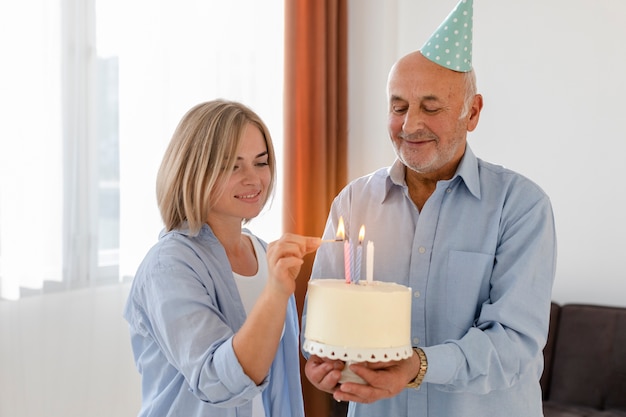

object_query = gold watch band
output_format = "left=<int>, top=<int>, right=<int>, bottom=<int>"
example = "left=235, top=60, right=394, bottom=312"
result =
left=406, top=347, right=428, bottom=389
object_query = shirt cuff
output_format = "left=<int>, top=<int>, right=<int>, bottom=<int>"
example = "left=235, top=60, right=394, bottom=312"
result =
left=213, top=336, right=268, bottom=397
left=421, top=343, right=462, bottom=385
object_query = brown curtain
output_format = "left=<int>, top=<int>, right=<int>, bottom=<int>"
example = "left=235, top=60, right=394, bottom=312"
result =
left=283, top=1, right=348, bottom=416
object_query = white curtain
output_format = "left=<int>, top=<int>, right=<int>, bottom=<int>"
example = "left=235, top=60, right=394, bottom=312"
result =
left=0, top=0, right=284, bottom=299
left=0, top=0, right=64, bottom=300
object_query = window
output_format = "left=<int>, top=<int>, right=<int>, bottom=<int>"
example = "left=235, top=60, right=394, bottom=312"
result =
left=0, top=0, right=284, bottom=300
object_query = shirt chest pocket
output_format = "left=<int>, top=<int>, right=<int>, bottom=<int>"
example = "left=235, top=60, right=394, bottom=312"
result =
left=445, top=250, right=493, bottom=331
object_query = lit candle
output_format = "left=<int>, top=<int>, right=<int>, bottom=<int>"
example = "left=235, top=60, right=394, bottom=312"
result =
left=337, top=217, right=351, bottom=283
left=354, top=225, right=365, bottom=283
left=366, top=241, right=374, bottom=283
left=335, top=216, right=345, bottom=241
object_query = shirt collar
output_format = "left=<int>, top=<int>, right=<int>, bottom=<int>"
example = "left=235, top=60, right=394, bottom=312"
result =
left=381, top=160, right=406, bottom=204
left=454, top=145, right=481, bottom=200
left=383, top=144, right=481, bottom=202
left=159, top=222, right=221, bottom=242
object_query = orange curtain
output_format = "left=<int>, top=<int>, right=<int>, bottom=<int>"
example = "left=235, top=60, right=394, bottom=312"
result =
left=283, top=0, right=348, bottom=416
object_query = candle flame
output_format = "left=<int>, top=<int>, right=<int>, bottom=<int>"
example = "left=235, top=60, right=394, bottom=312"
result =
left=358, top=225, right=365, bottom=244
left=336, top=216, right=346, bottom=240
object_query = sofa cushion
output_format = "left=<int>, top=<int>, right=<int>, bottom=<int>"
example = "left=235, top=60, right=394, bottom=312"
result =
left=544, top=401, right=605, bottom=417
left=547, top=304, right=626, bottom=411
left=544, top=401, right=626, bottom=417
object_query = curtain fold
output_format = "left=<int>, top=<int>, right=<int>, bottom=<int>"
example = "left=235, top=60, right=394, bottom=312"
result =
left=283, top=1, right=348, bottom=416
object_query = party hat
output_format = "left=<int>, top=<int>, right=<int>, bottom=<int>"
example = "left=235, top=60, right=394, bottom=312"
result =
left=420, top=0, right=473, bottom=72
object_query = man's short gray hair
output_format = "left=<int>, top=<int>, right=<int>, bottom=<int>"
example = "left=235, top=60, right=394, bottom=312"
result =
left=460, top=70, right=477, bottom=119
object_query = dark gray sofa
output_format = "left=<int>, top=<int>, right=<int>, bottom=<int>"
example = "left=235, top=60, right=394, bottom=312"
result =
left=542, top=302, right=626, bottom=417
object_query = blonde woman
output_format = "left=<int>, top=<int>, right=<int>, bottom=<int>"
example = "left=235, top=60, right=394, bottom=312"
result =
left=124, top=99, right=319, bottom=417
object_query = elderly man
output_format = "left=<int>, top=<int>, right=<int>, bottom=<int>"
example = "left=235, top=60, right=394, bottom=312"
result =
left=303, top=1, right=557, bottom=416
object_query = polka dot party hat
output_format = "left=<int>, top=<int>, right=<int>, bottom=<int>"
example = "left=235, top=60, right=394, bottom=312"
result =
left=420, top=0, right=473, bottom=72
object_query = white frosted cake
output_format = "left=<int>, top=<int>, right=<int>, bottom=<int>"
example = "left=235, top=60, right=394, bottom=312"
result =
left=303, top=279, right=413, bottom=371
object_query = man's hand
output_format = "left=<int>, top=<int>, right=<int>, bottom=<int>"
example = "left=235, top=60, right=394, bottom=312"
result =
left=304, top=355, right=345, bottom=394
left=332, top=354, right=420, bottom=403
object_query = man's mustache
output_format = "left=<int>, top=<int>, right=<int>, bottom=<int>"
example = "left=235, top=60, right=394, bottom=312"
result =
left=398, top=131, right=438, bottom=141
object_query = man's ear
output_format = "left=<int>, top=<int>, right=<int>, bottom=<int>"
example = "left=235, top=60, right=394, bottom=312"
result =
left=467, top=94, right=483, bottom=132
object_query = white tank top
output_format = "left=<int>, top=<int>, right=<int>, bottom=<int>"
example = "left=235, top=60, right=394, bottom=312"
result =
left=232, top=234, right=268, bottom=417
left=233, top=234, right=268, bottom=314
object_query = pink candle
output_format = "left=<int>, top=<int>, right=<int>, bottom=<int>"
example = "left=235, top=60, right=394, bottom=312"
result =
left=344, top=239, right=351, bottom=284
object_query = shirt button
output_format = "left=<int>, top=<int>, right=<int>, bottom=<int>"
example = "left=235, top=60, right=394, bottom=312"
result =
left=414, top=291, right=420, bottom=298
left=446, top=188, right=452, bottom=193
left=418, top=246, right=426, bottom=254
left=413, top=337, right=420, bottom=345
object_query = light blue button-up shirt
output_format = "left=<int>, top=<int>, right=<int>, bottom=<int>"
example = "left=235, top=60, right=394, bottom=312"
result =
left=306, top=146, right=557, bottom=417
left=124, top=224, right=304, bottom=417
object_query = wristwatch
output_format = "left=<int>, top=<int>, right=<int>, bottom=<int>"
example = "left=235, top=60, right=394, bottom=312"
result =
left=406, top=347, right=428, bottom=389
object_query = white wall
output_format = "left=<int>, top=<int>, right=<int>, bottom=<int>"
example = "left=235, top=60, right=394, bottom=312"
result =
left=0, top=284, right=141, bottom=417
left=348, top=0, right=626, bottom=307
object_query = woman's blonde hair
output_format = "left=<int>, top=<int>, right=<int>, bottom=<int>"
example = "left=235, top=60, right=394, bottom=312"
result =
left=156, top=99, right=276, bottom=235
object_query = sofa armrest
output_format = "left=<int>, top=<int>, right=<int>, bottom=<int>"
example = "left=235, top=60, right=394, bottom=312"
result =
left=540, top=302, right=561, bottom=400
left=546, top=304, right=626, bottom=411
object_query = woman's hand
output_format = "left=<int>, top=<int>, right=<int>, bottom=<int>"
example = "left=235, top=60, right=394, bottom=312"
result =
left=266, top=233, right=320, bottom=295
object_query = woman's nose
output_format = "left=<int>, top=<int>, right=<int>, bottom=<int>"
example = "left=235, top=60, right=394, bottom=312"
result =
left=240, top=165, right=260, bottom=184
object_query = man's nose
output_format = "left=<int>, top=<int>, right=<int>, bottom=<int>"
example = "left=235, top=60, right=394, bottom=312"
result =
left=403, top=107, right=425, bottom=134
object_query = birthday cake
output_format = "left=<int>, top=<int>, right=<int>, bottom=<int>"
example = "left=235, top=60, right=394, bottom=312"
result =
left=303, top=279, right=413, bottom=366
